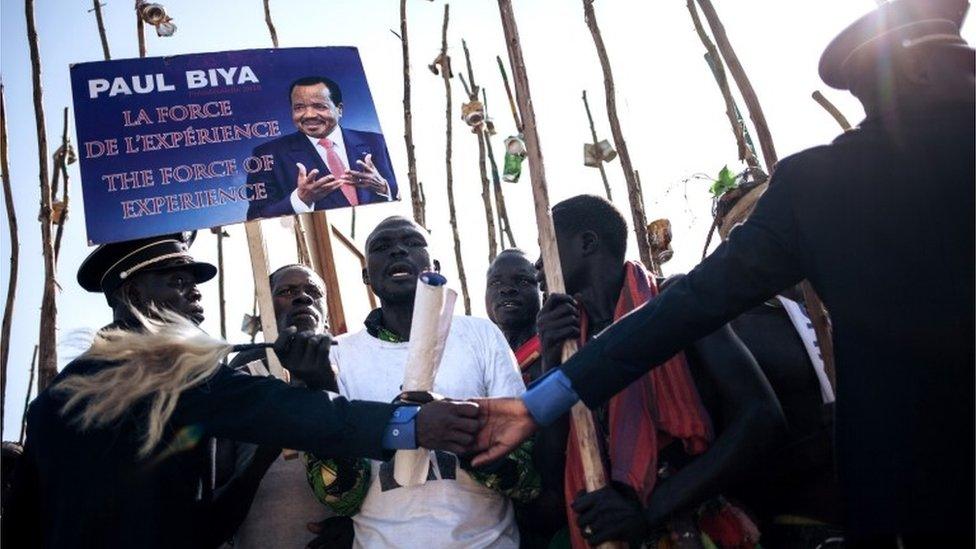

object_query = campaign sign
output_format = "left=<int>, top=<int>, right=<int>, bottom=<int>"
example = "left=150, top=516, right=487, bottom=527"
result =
left=70, top=47, right=399, bottom=244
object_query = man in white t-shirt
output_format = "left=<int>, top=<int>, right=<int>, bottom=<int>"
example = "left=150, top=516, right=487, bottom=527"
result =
left=306, top=216, right=538, bottom=549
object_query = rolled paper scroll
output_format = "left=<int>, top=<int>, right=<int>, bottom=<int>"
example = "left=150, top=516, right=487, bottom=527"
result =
left=393, top=272, right=458, bottom=487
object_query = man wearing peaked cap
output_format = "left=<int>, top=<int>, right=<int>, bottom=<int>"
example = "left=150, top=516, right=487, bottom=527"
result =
left=4, top=229, right=484, bottom=549
left=76, top=232, right=216, bottom=310
left=472, top=1, right=974, bottom=547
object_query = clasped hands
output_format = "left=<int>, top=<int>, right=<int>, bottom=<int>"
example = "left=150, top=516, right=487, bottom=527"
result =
left=295, top=154, right=389, bottom=206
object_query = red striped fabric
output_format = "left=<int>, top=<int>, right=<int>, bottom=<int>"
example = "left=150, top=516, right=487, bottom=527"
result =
left=515, top=334, right=542, bottom=385
left=564, top=261, right=713, bottom=549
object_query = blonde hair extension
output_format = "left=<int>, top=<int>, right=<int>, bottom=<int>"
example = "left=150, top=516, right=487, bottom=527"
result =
left=55, top=308, right=233, bottom=457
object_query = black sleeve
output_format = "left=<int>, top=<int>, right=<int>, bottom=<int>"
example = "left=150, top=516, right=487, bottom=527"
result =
left=2, top=415, right=43, bottom=547
left=172, top=366, right=393, bottom=461
left=562, top=161, right=805, bottom=407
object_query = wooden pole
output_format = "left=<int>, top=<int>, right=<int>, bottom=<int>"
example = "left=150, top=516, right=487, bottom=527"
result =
left=244, top=222, right=285, bottom=379
left=52, top=108, right=71, bottom=264
left=583, top=0, right=655, bottom=273
left=496, top=4, right=619, bottom=547
left=461, top=39, right=500, bottom=262
left=135, top=0, right=146, bottom=57
left=400, top=0, right=426, bottom=228
left=581, top=90, right=613, bottom=201
left=0, top=84, right=16, bottom=439
left=262, top=0, right=279, bottom=48
left=812, top=90, right=852, bottom=131
left=686, top=0, right=758, bottom=168
left=216, top=228, right=227, bottom=340
left=695, top=0, right=777, bottom=172
left=92, top=0, right=111, bottom=60
left=482, top=113, right=517, bottom=247
left=496, top=56, right=522, bottom=133
left=331, top=224, right=378, bottom=310
left=20, top=345, right=38, bottom=444
left=27, top=0, right=59, bottom=391
left=306, top=211, right=347, bottom=335
left=434, top=4, right=472, bottom=315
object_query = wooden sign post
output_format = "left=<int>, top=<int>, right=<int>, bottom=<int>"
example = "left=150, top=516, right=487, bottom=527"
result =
left=244, top=221, right=285, bottom=379
left=304, top=210, right=347, bottom=335
left=496, top=2, right=621, bottom=548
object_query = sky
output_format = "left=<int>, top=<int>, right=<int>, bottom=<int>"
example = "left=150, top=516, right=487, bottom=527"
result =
left=1, top=0, right=970, bottom=438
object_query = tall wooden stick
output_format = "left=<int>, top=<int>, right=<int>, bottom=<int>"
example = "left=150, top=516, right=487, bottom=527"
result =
left=216, top=228, right=227, bottom=340
left=686, top=0, right=758, bottom=168
left=812, top=90, right=852, bottom=131
left=263, top=0, right=279, bottom=48
left=27, top=0, right=58, bottom=391
left=461, top=39, right=499, bottom=262
left=0, top=84, right=16, bottom=439
left=135, top=0, right=146, bottom=57
left=307, top=212, right=347, bottom=335
left=695, top=0, right=776, bottom=172
left=583, top=0, right=655, bottom=273
left=400, top=0, right=426, bottom=228
left=496, top=4, right=618, bottom=548
left=434, top=5, right=471, bottom=315
left=483, top=90, right=517, bottom=248
left=92, top=0, right=111, bottom=60
left=53, top=108, right=71, bottom=264
left=581, top=90, right=613, bottom=201
left=496, top=56, right=522, bottom=133
left=20, top=345, right=38, bottom=444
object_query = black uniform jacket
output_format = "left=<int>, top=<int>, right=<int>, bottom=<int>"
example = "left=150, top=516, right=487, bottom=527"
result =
left=4, top=357, right=394, bottom=548
left=562, top=103, right=974, bottom=536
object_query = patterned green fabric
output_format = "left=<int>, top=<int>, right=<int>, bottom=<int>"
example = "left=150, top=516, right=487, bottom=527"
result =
left=467, top=438, right=541, bottom=503
left=377, top=326, right=405, bottom=343
left=305, top=453, right=372, bottom=516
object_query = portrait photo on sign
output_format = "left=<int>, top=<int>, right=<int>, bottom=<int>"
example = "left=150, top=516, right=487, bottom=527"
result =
left=70, top=47, right=399, bottom=244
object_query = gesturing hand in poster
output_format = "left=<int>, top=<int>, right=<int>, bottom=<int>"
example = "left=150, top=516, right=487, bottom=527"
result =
left=295, top=161, right=343, bottom=206
left=345, top=153, right=390, bottom=198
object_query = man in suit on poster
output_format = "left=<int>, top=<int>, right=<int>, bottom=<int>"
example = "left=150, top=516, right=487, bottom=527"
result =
left=246, top=76, right=398, bottom=220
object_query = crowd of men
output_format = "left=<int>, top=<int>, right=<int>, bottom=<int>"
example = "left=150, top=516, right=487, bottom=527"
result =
left=1, top=1, right=973, bottom=548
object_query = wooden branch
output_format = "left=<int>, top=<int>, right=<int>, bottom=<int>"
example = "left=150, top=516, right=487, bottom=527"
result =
left=27, top=0, right=59, bottom=391
left=306, top=211, right=347, bottom=335
left=53, top=108, right=70, bottom=264
left=800, top=281, right=836, bottom=390
left=686, top=0, right=758, bottom=168
left=216, top=228, right=227, bottom=340
left=244, top=222, right=285, bottom=378
left=331, top=224, right=378, bottom=309
left=496, top=55, right=522, bottom=133
left=462, top=39, right=499, bottom=262
left=350, top=207, right=356, bottom=240
left=20, top=345, right=38, bottom=444
left=135, top=0, right=146, bottom=57
left=482, top=90, right=517, bottom=248
left=695, top=0, right=777, bottom=172
left=0, top=84, right=16, bottom=440
left=496, top=5, right=618, bottom=547
left=812, top=90, right=852, bottom=131
left=92, top=0, right=111, bottom=60
left=583, top=0, right=655, bottom=273
left=582, top=89, right=613, bottom=201
left=263, top=0, right=279, bottom=48
left=435, top=4, right=471, bottom=314
left=400, top=0, right=426, bottom=227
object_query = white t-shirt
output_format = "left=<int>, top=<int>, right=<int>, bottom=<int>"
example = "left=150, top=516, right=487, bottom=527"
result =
left=332, top=316, right=526, bottom=549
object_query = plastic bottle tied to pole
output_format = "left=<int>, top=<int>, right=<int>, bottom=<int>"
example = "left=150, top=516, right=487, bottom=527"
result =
left=502, top=135, right=526, bottom=183
left=583, top=139, right=617, bottom=168
left=393, top=272, right=458, bottom=487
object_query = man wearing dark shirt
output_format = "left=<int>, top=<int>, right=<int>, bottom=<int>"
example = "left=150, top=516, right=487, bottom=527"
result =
left=474, top=2, right=974, bottom=545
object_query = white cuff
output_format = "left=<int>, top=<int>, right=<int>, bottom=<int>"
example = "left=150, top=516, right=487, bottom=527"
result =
left=290, top=189, right=315, bottom=213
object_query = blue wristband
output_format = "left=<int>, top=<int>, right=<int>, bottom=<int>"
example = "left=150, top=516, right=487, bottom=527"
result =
left=521, top=369, right=579, bottom=426
left=382, top=405, right=421, bottom=450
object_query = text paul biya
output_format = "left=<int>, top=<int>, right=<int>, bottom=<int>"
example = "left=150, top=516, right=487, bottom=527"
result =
left=86, top=66, right=258, bottom=99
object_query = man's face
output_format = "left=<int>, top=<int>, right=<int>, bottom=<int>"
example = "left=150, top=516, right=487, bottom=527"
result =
left=486, top=254, right=541, bottom=330
left=290, top=83, right=342, bottom=139
left=365, top=219, right=433, bottom=304
left=129, top=267, right=205, bottom=325
left=271, top=267, right=326, bottom=333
